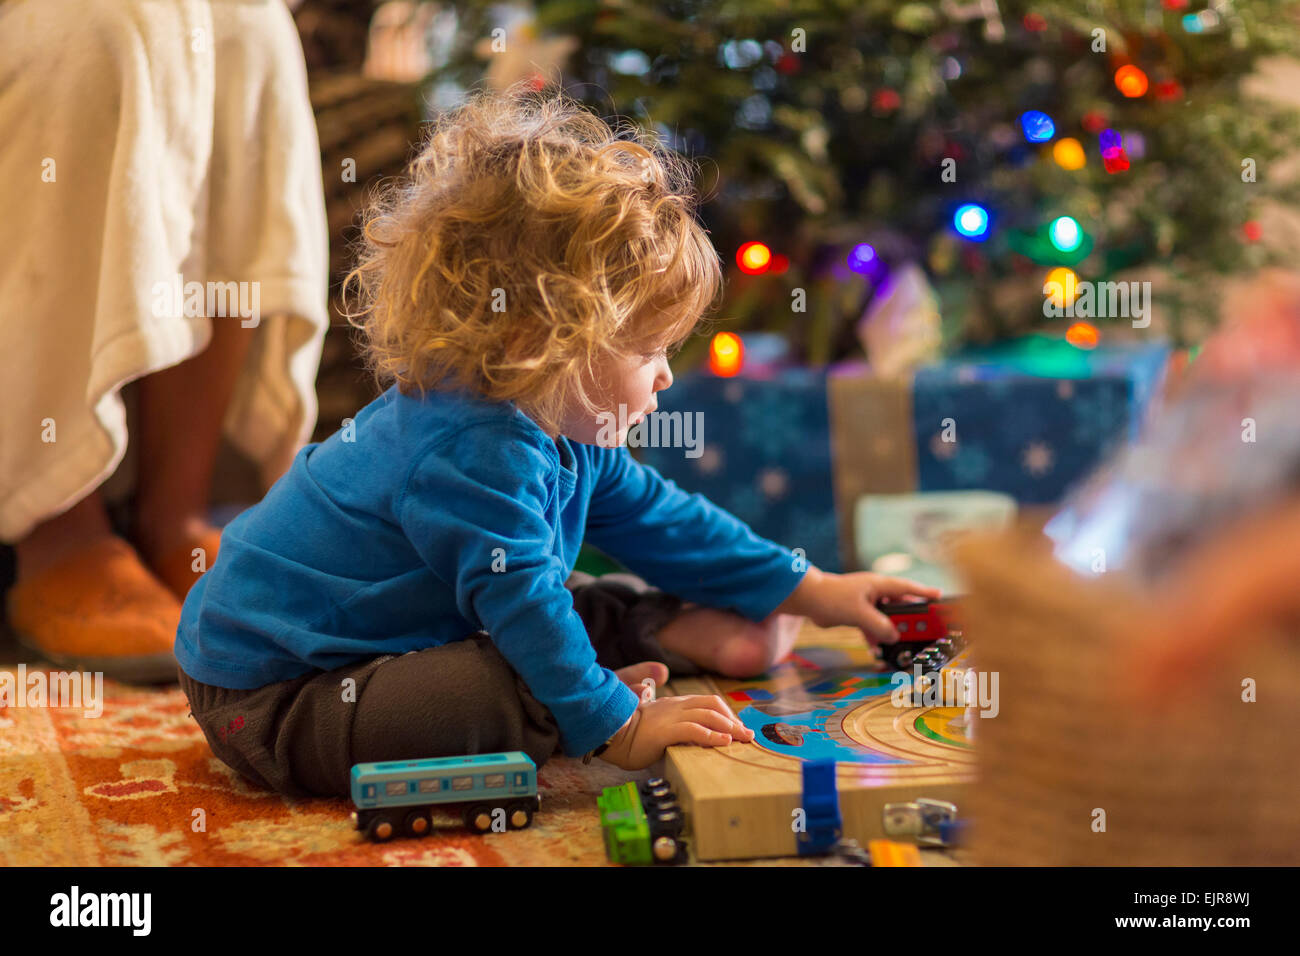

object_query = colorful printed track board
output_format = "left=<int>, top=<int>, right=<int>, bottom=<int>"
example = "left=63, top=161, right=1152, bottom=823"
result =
left=663, top=626, right=976, bottom=861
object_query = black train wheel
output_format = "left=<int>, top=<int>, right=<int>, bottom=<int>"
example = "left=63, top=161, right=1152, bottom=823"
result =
left=404, top=809, right=432, bottom=838
left=881, top=642, right=925, bottom=670
left=366, top=813, right=398, bottom=842
left=652, top=836, right=678, bottom=863
left=506, top=800, right=534, bottom=830
left=652, top=835, right=688, bottom=864
left=463, top=803, right=495, bottom=833
left=650, top=807, right=684, bottom=839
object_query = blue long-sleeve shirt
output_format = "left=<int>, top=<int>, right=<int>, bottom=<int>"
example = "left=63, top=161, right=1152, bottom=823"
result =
left=175, top=383, right=808, bottom=757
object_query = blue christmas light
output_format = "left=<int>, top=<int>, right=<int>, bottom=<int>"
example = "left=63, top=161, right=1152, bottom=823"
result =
left=1020, top=110, right=1056, bottom=143
left=954, top=203, right=990, bottom=241
left=848, top=243, right=877, bottom=273
left=1099, top=128, right=1122, bottom=151
left=1182, top=13, right=1203, bottom=33
left=1049, top=216, right=1083, bottom=252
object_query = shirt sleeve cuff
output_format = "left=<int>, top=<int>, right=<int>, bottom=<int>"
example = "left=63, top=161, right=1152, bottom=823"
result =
left=562, top=679, right=640, bottom=758
left=730, top=559, right=811, bottom=622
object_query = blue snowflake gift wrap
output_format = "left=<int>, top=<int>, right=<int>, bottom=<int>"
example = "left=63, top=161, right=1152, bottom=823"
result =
left=909, top=338, right=1170, bottom=503
left=630, top=337, right=1169, bottom=573
left=632, top=365, right=843, bottom=573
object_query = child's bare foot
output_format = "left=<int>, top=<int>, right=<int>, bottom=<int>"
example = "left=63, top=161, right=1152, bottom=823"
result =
left=656, top=604, right=805, bottom=679
left=613, top=661, right=669, bottom=693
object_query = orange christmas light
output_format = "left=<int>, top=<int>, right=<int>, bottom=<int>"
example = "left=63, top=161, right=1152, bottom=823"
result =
left=1046, top=267, right=1079, bottom=310
left=1066, top=321, right=1100, bottom=350
left=1114, top=65, right=1149, bottom=98
left=708, top=332, right=744, bottom=377
left=1052, top=137, right=1086, bottom=170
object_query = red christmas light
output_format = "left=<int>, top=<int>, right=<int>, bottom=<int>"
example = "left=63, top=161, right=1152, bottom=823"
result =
left=962, top=247, right=987, bottom=275
left=1102, top=147, right=1130, bottom=174
left=1154, top=80, right=1184, bottom=101
left=1243, top=221, right=1263, bottom=242
left=871, top=88, right=901, bottom=114
left=1081, top=110, right=1108, bottom=134
left=1023, top=13, right=1047, bottom=32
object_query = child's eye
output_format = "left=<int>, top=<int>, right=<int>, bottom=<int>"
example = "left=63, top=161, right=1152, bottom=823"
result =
left=640, top=338, right=684, bottom=363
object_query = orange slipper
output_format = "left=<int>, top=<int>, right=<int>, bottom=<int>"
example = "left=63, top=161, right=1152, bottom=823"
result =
left=151, top=528, right=223, bottom=602
left=5, top=536, right=182, bottom=684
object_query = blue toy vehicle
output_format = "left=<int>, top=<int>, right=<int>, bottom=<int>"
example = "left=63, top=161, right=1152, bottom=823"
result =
left=350, top=752, right=540, bottom=842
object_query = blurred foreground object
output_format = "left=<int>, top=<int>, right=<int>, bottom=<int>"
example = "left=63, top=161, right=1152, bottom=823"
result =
left=1134, top=498, right=1300, bottom=699
left=954, top=524, right=1300, bottom=865
left=954, top=283, right=1300, bottom=862
left=1046, top=269, right=1300, bottom=586
left=1044, top=370, right=1300, bottom=585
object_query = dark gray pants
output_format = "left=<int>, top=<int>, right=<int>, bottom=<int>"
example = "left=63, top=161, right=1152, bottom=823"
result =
left=178, top=572, right=700, bottom=799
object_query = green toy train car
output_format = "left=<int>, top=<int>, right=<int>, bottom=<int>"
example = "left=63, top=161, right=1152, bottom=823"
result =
left=597, top=778, right=687, bottom=865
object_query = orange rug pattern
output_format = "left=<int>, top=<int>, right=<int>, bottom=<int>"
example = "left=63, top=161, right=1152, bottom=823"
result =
left=0, top=668, right=669, bottom=866
left=0, top=662, right=848, bottom=867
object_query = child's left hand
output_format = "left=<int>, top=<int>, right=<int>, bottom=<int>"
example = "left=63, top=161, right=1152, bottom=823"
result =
left=775, top=567, right=941, bottom=646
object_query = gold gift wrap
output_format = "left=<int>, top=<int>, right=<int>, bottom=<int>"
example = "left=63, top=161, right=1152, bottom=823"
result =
left=952, top=524, right=1300, bottom=866
left=828, top=363, right=917, bottom=570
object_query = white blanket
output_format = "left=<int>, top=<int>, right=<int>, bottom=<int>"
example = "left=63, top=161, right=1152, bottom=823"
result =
left=0, top=0, right=329, bottom=541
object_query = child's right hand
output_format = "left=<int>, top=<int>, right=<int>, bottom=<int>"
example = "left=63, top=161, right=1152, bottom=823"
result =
left=597, top=694, right=754, bottom=771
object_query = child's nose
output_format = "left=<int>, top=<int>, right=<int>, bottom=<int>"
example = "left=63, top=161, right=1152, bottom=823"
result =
left=657, top=359, right=673, bottom=390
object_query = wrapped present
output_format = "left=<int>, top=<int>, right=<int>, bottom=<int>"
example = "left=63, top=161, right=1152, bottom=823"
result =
left=628, top=336, right=1168, bottom=577
left=854, top=490, right=1017, bottom=593
left=830, top=336, right=1170, bottom=569
left=632, top=365, right=842, bottom=573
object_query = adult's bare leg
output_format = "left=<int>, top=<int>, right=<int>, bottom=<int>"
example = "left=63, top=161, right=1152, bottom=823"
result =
left=13, top=489, right=114, bottom=581
left=133, top=318, right=256, bottom=566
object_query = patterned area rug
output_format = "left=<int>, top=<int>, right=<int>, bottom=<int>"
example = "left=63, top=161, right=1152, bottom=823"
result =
left=1, top=677, right=627, bottom=866
left=0, top=630, right=850, bottom=867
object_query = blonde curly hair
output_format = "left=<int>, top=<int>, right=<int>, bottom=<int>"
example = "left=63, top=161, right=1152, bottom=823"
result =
left=343, top=82, right=723, bottom=437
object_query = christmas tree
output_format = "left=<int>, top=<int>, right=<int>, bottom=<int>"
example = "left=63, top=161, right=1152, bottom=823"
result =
left=426, top=0, right=1300, bottom=368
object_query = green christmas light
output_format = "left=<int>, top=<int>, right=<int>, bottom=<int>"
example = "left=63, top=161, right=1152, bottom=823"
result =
left=1049, top=216, right=1083, bottom=253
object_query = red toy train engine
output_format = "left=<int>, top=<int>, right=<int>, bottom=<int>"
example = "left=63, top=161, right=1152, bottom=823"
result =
left=877, top=600, right=964, bottom=671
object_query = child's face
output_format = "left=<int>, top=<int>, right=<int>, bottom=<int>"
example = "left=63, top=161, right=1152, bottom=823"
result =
left=560, top=345, right=674, bottom=447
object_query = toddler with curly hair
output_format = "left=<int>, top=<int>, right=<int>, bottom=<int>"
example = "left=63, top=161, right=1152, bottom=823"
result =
left=176, top=84, right=937, bottom=798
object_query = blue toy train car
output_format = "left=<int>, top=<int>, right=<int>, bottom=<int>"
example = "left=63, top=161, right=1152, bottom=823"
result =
left=350, top=752, right=540, bottom=842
